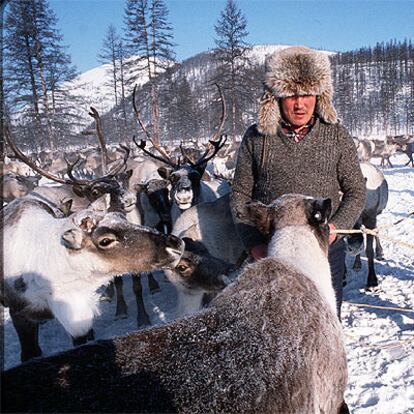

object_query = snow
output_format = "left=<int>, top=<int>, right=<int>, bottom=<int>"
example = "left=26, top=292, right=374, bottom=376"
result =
left=2, top=153, right=414, bottom=414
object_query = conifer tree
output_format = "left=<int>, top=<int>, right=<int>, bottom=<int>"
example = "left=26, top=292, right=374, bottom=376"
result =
left=123, top=0, right=175, bottom=143
left=214, top=0, right=253, bottom=140
left=4, top=0, right=80, bottom=149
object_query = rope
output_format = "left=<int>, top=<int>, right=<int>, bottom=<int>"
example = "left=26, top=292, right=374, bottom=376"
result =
left=332, top=210, right=414, bottom=250
left=344, top=301, right=414, bottom=313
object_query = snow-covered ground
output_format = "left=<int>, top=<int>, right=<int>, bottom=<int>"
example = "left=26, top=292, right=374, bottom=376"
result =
left=2, top=153, right=414, bottom=414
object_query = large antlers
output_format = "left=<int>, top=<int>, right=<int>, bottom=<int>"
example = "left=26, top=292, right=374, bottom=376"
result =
left=87, top=106, right=108, bottom=174
left=4, top=126, right=129, bottom=186
left=181, top=83, right=227, bottom=167
left=132, top=85, right=175, bottom=165
left=211, top=83, right=227, bottom=143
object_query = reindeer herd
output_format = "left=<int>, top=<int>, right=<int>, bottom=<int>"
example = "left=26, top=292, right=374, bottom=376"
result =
left=1, top=90, right=412, bottom=412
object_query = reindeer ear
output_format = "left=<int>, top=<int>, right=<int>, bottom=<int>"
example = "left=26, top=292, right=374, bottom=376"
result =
left=90, top=194, right=110, bottom=213
left=134, top=182, right=147, bottom=193
left=158, top=166, right=173, bottom=179
left=60, top=198, right=73, bottom=216
left=238, top=201, right=272, bottom=235
left=61, top=228, right=84, bottom=250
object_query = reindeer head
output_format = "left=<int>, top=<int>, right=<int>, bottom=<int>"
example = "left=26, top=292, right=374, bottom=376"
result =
left=165, top=237, right=234, bottom=293
left=61, top=197, right=184, bottom=274
left=239, top=194, right=332, bottom=255
left=132, top=83, right=227, bottom=211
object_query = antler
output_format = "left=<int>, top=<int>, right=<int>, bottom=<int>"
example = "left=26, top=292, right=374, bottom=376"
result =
left=132, top=84, right=175, bottom=165
left=88, top=106, right=108, bottom=174
left=181, top=83, right=227, bottom=168
left=211, top=83, right=227, bottom=142
left=132, top=136, right=176, bottom=168
left=4, top=126, right=70, bottom=185
left=193, top=134, right=228, bottom=168
left=5, top=126, right=129, bottom=186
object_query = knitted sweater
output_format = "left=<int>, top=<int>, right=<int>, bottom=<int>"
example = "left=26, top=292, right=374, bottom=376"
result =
left=230, top=118, right=366, bottom=250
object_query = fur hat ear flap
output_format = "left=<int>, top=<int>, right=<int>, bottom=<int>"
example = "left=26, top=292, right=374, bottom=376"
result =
left=316, top=93, right=338, bottom=124
left=257, top=89, right=280, bottom=136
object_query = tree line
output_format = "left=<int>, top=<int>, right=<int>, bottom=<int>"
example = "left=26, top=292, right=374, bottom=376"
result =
left=3, top=0, right=413, bottom=152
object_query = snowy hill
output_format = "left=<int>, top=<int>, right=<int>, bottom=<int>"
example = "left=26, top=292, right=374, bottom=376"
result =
left=66, top=44, right=311, bottom=122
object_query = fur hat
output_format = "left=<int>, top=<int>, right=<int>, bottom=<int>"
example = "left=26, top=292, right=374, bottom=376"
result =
left=258, top=46, right=338, bottom=135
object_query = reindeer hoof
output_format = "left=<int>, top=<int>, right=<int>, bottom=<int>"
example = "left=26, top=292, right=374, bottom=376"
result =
left=137, top=316, right=151, bottom=328
left=99, top=293, right=113, bottom=302
left=114, top=313, right=128, bottom=320
left=376, top=255, right=385, bottom=261
left=365, top=282, right=379, bottom=292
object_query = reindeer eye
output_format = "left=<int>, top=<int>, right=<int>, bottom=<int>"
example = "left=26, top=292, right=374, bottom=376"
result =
left=176, top=264, right=187, bottom=272
left=92, top=189, right=101, bottom=197
left=98, top=237, right=116, bottom=248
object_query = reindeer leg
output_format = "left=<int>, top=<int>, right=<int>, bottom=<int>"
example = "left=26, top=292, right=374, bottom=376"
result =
left=113, top=276, right=128, bottom=320
left=132, top=273, right=151, bottom=327
left=72, top=329, right=95, bottom=346
left=375, top=235, right=385, bottom=260
left=365, top=233, right=378, bottom=288
left=100, top=281, right=115, bottom=302
left=147, top=272, right=160, bottom=293
left=353, top=254, right=362, bottom=271
left=339, top=400, right=351, bottom=414
left=10, top=309, right=42, bottom=362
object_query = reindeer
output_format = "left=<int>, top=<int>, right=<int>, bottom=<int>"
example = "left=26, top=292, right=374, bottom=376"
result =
left=355, top=138, right=399, bottom=167
left=2, top=192, right=184, bottom=363
left=344, top=162, right=388, bottom=288
left=172, top=193, right=245, bottom=266
left=4, top=126, right=159, bottom=328
left=132, top=83, right=229, bottom=224
left=164, top=237, right=235, bottom=318
left=391, top=134, right=414, bottom=167
left=1, top=172, right=41, bottom=203
left=1, top=194, right=348, bottom=414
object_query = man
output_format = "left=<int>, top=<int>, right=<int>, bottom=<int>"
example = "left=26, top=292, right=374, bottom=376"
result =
left=230, top=46, right=366, bottom=318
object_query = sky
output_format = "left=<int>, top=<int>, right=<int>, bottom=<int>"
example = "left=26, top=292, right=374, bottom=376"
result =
left=4, top=0, right=414, bottom=73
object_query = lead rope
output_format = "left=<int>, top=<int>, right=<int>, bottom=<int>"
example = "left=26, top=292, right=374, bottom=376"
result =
left=332, top=210, right=414, bottom=250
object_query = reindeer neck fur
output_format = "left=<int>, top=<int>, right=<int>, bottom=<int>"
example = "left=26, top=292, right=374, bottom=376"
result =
left=268, top=225, right=337, bottom=315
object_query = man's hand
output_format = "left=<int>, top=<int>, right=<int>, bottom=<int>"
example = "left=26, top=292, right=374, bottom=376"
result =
left=250, top=244, right=268, bottom=260
left=328, top=223, right=337, bottom=245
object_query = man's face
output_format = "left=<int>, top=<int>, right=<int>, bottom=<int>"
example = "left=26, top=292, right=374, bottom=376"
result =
left=280, top=95, right=317, bottom=129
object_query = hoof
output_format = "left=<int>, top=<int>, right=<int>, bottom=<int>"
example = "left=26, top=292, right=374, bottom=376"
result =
left=114, top=313, right=128, bottom=321
left=99, top=293, right=113, bottom=302
left=137, top=317, right=151, bottom=328
left=376, top=255, right=385, bottom=261
left=364, top=284, right=379, bottom=292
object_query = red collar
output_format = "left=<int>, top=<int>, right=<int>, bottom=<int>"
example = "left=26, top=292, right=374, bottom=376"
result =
left=280, top=116, right=316, bottom=142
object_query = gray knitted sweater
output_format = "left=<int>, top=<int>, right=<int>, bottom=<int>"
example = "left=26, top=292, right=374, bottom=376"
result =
left=230, top=118, right=366, bottom=250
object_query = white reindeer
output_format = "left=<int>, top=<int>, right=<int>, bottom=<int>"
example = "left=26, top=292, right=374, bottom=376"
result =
left=2, top=194, right=184, bottom=362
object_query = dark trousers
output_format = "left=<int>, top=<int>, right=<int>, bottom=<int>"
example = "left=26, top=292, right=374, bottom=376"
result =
left=328, top=238, right=346, bottom=320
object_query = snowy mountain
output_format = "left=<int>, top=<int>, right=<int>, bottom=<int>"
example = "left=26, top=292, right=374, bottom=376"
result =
left=67, top=56, right=160, bottom=131
left=65, top=44, right=308, bottom=124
